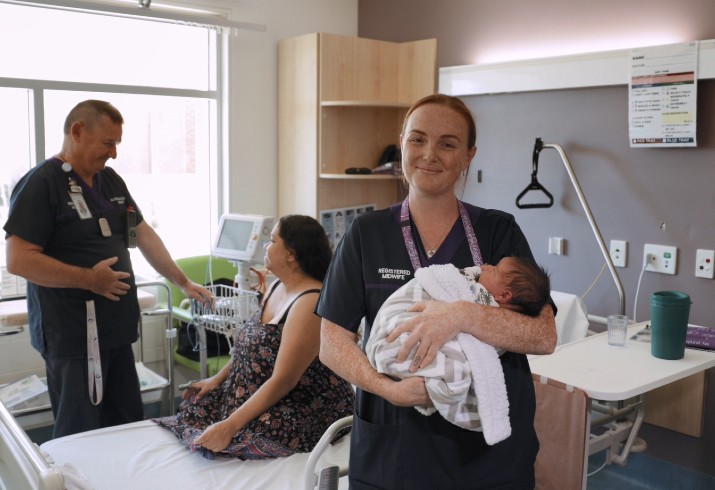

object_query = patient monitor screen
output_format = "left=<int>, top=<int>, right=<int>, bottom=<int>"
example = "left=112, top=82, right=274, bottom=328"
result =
left=212, top=214, right=273, bottom=264
left=217, top=219, right=253, bottom=252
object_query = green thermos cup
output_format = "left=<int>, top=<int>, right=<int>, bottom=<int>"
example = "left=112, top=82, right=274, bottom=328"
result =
left=650, top=291, right=691, bottom=360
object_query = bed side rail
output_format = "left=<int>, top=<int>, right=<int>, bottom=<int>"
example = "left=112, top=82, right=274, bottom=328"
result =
left=0, top=400, right=64, bottom=490
left=303, top=415, right=353, bottom=490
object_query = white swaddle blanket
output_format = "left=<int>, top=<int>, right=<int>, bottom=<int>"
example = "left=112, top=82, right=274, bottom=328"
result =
left=365, top=264, right=511, bottom=445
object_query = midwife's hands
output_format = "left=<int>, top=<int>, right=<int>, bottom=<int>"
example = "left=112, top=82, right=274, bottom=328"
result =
left=386, top=300, right=465, bottom=372
left=193, top=420, right=236, bottom=453
left=386, top=376, right=432, bottom=408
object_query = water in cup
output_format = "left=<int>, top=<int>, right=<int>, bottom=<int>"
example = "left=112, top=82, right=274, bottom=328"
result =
left=607, top=314, right=628, bottom=346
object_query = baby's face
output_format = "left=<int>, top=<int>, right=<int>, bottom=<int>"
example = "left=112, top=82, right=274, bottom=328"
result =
left=478, top=258, right=517, bottom=300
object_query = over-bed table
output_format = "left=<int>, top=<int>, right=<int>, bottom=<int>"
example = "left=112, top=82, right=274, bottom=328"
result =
left=529, top=321, right=715, bottom=470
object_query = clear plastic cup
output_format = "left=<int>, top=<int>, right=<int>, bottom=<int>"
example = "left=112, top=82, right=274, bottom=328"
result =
left=607, top=314, right=628, bottom=347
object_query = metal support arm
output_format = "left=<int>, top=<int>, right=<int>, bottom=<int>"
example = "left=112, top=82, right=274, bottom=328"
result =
left=540, top=140, right=626, bottom=316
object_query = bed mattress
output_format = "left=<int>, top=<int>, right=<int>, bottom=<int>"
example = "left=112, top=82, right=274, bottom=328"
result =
left=40, top=419, right=349, bottom=490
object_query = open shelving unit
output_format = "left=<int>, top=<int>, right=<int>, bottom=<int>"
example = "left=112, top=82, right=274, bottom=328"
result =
left=278, top=33, right=436, bottom=218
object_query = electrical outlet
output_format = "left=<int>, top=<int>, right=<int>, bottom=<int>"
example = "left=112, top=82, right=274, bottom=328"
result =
left=695, top=249, right=714, bottom=279
left=610, top=240, right=627, bottom=267
left=643, top=243, right=677, bottom=274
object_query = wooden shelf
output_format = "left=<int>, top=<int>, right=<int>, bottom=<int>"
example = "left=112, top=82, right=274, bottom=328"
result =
left=278, top=33, right=436, bottom=219
left=321, top=100, right=412, bottom=108
left=319, top=173, right=402, bottom=180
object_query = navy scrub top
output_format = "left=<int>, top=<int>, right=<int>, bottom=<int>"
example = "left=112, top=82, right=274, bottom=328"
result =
left=4, top=158, right=144, bottom=358
left=317, top=201, right=543, bottom=489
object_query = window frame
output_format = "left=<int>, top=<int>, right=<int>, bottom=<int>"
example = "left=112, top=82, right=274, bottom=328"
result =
left=0, top=4, right=233, bottom=288
left=0, top=70, right=228, bottom=214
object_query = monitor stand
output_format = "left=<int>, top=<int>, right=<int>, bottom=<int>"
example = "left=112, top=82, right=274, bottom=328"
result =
left=235, top=261, right=252, bottom=291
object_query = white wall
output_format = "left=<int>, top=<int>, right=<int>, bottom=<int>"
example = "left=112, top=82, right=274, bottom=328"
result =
left=200, top=0, right=358, bottom=218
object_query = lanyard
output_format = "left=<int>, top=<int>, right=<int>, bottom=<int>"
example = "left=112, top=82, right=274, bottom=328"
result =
left=400, top=198, right=483, bottom=272
left=57, top=159, right=112, bottom=237
left=86, top=300, right=103, bottom=406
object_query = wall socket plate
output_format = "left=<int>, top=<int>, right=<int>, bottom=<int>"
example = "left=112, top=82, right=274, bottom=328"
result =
left=610, top=240, right=627, bottom=267
left=695, top=249, right=714, bottom=279
left=643, top=243, right=677, bottom=274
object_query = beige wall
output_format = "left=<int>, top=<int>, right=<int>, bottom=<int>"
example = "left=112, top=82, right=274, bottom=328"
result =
left=359, top=0, right=715, bottom=68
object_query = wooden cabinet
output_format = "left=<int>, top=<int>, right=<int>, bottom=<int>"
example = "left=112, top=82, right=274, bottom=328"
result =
left=278, top=33, right=437, bottom=218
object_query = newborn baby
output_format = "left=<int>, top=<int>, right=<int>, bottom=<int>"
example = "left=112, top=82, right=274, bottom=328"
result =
left=366, top=257, right=549, bottom=444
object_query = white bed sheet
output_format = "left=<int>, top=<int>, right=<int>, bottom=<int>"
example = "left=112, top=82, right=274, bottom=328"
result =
left=40, top=420, right=350, bottom=490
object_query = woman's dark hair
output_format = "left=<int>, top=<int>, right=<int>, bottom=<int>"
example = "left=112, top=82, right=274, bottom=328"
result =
left=278, top=215, right=332, bottom=281
left=504, top=257, right=551, bottom=317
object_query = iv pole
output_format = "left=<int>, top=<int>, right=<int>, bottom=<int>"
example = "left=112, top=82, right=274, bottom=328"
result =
left=517, top=138, right=626, bottom=316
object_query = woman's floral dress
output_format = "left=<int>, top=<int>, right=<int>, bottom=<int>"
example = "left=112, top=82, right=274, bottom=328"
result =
left=154, top=288, right=354, bottom=459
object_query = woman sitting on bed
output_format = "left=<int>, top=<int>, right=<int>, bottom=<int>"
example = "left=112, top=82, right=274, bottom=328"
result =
left=154, top=215, right=354, bottom=460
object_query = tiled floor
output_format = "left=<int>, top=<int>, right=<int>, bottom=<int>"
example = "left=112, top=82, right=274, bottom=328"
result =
left=587, top=452, right=715, bottom=489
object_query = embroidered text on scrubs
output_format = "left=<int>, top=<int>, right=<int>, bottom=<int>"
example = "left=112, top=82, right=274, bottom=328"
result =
left=378, top=268, right=412, bottom=280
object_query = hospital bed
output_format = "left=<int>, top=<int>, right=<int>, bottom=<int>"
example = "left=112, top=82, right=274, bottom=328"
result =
left=0, top=292, right=587, bottom=489
left=0, top=398, right=352, bottom=490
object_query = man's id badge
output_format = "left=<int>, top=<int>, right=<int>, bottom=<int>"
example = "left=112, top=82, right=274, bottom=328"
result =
left=69, top=192, right=92, bottom=219
left=98, top=217, right=112, bottom=238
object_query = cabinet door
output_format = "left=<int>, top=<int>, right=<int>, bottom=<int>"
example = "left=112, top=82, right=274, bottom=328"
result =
left=320, top=34, right=401, bottom=103
left=397, top=39, right=438, bottom=103
left=319, top=34, right=436, bottom=104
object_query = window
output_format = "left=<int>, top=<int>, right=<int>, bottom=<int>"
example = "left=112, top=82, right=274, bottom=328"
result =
left=0, top=2, right=225, bottom=294
left=0, top=88, right=33, bottom=297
